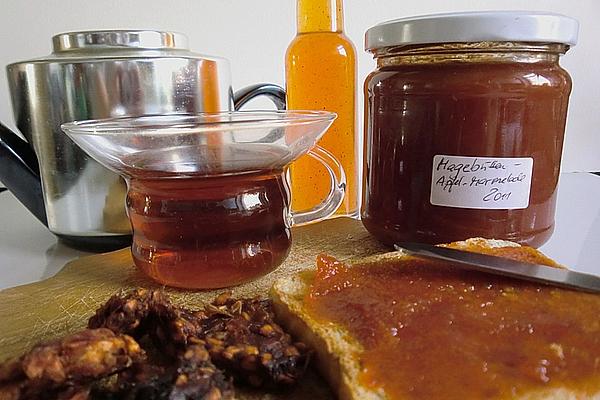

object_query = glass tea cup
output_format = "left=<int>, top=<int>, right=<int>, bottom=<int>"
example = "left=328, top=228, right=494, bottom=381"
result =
left=62, top=111, right=344, bottom=289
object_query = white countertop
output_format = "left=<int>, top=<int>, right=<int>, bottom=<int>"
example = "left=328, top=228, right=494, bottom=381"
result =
left=0, top=172, right=599, bottom=290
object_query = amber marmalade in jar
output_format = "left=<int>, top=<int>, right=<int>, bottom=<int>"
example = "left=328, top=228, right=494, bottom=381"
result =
left=362, top=12, right=579, bottom=247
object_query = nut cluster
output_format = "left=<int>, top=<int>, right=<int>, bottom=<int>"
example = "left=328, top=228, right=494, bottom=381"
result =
left=200, top=293, right=311, bottom=387
left=0, top=328, right=145, bottom=400
left=0, top=289, right=311, bottom=399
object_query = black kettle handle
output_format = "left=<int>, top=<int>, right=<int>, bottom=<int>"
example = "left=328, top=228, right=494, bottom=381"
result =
left=233, top=83, right=286, bottom=111
left=0, top=122, right=47, bottom=226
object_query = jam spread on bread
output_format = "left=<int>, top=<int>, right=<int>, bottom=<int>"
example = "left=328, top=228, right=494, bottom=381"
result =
left=305, top=246, right=600, bottom=399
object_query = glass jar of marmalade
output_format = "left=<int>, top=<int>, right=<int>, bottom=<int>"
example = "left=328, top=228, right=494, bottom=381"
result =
left=362, top=12, right=579, bottom=247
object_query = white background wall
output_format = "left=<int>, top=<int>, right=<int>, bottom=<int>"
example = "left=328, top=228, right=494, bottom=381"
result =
left=1, top=0, right=598, bottom=172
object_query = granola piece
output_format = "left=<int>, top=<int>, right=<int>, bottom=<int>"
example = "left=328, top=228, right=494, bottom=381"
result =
left=88, top=289, right=311, bottom=389
left=200, top=296, right=311, bottom=387
left=0, top=358, right=23, bottom=384
left=0, top=329, right=144, bottom=400
left=92, top=345, right=234, bottom=400
left=88, top=289, right=161, bottom=336
left=55, top=386, right=91, bottom=400
left=0, top=382, right=21, bottom=400
left=0, top=384, right=92, bottom=400
left=148, top=301, right=204, bottom=355
left=88, top=289, right=203, bottom=353
left=2, top=289, right=314, bottom=399
left=169, top=344, right=234, bottom=400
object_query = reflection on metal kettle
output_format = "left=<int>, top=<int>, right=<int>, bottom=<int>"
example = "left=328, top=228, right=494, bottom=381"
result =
left=0, top=30, right=286, bottom=251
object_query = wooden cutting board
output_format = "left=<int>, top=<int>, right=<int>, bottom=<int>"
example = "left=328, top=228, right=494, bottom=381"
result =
left=0, top=218, right=388, bottom=399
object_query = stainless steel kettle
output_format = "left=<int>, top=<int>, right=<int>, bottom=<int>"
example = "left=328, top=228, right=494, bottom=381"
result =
left=0, top=30, right=285, bottom=250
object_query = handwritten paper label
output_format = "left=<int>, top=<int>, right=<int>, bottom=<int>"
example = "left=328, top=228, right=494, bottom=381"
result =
left=430, top=155, right=533, bottom=210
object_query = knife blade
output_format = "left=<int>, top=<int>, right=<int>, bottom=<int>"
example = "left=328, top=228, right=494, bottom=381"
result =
left=394, top=242, right=600, bottom=294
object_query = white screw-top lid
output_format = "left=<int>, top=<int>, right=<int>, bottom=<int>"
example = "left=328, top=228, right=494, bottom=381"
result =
left=365, top=11, right=579, bottom=52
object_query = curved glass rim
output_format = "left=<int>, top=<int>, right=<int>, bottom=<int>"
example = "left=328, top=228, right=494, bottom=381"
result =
left=61, top=110, right=337, bottom=136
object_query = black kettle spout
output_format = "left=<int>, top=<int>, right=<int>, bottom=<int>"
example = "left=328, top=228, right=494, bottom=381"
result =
left=0, top=122, right=47, bottom=226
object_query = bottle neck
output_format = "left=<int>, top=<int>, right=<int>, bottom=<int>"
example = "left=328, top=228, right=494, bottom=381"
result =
left=297, top=0, right=344, bottom=33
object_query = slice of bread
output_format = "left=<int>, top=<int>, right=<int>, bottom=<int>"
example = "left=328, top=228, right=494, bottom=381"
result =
left=270, top=238, right=600, bottom=400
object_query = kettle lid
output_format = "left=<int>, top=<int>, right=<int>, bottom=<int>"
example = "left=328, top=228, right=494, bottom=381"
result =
left=52, top=30, right=189, bottom=52
left=7, top=29, right=227, bottom=65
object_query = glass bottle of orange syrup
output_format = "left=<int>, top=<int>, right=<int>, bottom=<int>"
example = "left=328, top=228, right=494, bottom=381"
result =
left=285, top=0, right=358, bottom=218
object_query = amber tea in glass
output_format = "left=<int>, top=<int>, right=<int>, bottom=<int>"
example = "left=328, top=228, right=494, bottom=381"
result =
left=62, top=112, right=344, bottom=289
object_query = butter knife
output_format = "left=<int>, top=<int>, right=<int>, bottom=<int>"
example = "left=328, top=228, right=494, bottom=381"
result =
left=394, top=242, right=600, bottom=293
